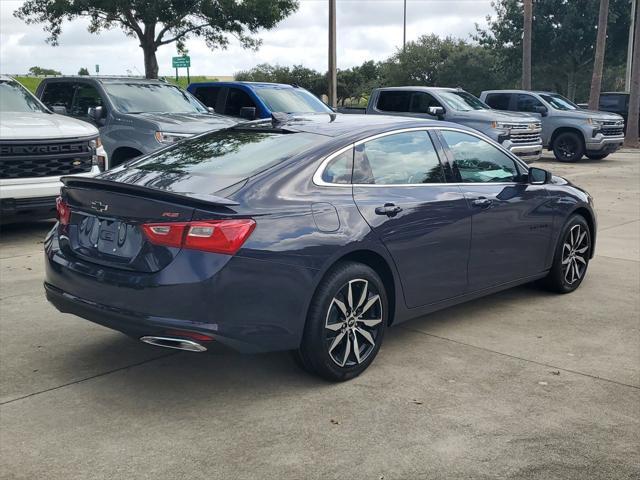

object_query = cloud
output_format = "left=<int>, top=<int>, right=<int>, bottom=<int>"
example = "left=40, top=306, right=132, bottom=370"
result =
left=0, top=0, right=492, bottom=77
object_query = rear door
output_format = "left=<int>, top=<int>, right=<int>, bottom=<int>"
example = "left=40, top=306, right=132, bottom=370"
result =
left=351, top=129, right=470, bottom=308
left=438, top=129, right=553, bottom=291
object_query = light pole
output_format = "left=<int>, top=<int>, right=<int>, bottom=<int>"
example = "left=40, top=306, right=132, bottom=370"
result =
left=626, top=0, right=637, bottom=91
left=403, top=0, right=407, bottom=51
left=522, top=0, right=532, bottom=90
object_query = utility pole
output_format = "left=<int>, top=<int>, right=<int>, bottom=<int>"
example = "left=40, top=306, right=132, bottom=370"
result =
left=522, top=0, right=532, bottom=90
left=403, top=0, right=407, bottom=51
left=589, top=0, right=610, bottom=110
left=328, top=0, right=337, bottom=108
left=624, top=0, right=640, bottom=148
left=626, top=0, right=637, bottom=90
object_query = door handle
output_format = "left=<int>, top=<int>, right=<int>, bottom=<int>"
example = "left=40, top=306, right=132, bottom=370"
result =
left=375, top=203, right=403, bottom=216
left=472, top=197, right=492, bottom=208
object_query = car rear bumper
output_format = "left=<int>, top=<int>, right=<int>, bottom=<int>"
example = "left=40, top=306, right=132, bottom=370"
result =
left=44, top=232, right=317, bottom=353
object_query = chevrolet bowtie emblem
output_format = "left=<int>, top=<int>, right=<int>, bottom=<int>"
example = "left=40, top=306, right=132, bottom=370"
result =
left=91, top=201, right=109, bottom=213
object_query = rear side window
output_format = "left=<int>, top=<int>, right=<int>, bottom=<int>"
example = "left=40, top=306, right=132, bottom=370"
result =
left=354, top=131, right=445, bottom=185
left=485, top=93, right=512, bottom=110
left=193, top=86, right=221, bottom=109
left=133, top=131, right=322, bottom=179
left=440, top=130, right=518, bottom=183
left=377, top=91, right=411, bottom=112
left=224, top=88, right=257, bottom=116
left=41, top=82, right=75, bottom=111
left=322, top=148, right=353, bottom=184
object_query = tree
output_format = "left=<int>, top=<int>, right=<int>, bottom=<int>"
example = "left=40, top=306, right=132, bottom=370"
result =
left=15, top=0, right=299, bottom=79
left=78, top=67, right=90, bottom=75
left=625, top=1, right=639, bottom=148
left=522, top=0, right=532, bottom=89
left=477, top=0, right=631, bottom=100
left=28, top=66, right=61, bottom=76
left=588, top=0, right=610, bottom=109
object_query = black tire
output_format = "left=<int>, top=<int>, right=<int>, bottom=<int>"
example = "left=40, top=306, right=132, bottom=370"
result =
left=586, top=152, right=609, bottom=160
left=542, top=215, right=591, bottom=293
left=552, top=132, right=585, bottom=163
left=295, top=262, right=388, bottom=382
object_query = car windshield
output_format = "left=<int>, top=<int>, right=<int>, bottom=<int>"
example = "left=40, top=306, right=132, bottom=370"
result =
left=0, top=80, right=47, bottom=113
left=132, top=130, right=323, bottom=178
left=437, top=90, right=489, bottom=111
left=540, top=93, right=579, bottom=111
left=103, top=83, right=208, bottom=114
left=254, top=87, right=332, bottom=113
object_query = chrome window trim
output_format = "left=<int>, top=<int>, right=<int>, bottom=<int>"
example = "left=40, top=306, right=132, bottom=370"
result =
left=312, top=126, right=527, bottom=188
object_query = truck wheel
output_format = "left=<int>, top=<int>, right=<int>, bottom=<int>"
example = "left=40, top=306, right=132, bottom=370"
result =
left=552, top=132, right=584, bottom=163
left=586, top=152, right=609, bottom=160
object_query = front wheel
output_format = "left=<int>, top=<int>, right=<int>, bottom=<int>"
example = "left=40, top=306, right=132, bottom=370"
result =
left=552, top=132, right=585, bottom=163
left=542, top=215, right=591, bottom=293
left=586, top=152, right=609, bottom=160
left=294, top=262, right=387, bottom=381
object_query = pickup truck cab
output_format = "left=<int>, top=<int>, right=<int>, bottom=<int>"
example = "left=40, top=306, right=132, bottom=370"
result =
left=346, top=87, right=543, bottom=162
left=187, top=81, right=332, bottom=120
left=36, top=77, right=236, bottom=166
left=0, top=75, right=107, bottom=223
left=481, top=90, right=625, bottom=162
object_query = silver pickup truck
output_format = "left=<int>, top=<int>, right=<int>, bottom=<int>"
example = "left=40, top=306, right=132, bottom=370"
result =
left=481, top=90, right=625, bottom=162
left=340, top=87, right=543, bottom=162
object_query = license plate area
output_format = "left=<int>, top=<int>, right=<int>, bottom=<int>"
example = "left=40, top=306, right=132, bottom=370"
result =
left=74, top=213, right=144, bottom=262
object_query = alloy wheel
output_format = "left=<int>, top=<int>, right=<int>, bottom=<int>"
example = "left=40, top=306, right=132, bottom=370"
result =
left=325, top=278, right=383, bottom=367
left=562, top=224, right=589, bottom=285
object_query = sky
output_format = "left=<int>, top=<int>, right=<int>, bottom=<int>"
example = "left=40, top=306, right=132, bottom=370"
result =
left=0, top=0, right=493, bottom=77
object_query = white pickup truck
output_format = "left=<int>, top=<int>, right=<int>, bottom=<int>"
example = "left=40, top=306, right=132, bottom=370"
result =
left=0, top=75, right=107, bottom=223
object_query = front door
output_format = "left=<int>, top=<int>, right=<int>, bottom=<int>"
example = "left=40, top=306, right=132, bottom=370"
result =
left=439, top=129, right=553, bottom=291
left=351, top=129, right=471, bottom=308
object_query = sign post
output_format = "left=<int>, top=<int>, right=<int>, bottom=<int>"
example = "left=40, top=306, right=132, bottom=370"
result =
left=171, top=55, right=191, bottom=84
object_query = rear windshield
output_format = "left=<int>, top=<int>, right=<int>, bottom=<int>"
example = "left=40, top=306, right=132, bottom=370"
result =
left=255, top=88, right=332, bottom=114
left=132, top=130, right=322, bottom=178
left=103, top=83, right=208, bottom=114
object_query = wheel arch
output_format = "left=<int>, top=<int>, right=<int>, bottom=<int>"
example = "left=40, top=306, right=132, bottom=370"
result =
left=571, top=206, right=596, bottom=259
left=550, top=127, right=586, bottom=150
left=110, top=146, right=143, bottom=167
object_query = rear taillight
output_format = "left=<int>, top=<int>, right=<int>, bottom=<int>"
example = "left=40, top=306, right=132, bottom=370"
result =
left=141, top=219, right=256, bottom=255
left=55, top=196, right=71, bottom=225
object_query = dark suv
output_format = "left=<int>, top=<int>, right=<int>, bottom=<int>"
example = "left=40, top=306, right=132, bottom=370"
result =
left=36, top=77, right=236, bottom=166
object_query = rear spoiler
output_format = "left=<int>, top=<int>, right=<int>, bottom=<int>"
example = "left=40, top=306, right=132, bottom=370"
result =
left=60, top=176, right=240, bottom=207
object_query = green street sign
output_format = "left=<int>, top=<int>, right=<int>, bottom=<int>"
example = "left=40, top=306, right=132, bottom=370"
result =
left=172, top=56, right=191, bottom=68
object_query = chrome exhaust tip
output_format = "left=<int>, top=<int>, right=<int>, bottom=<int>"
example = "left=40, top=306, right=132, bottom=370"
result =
left=140, top=336, right=207, bottom=352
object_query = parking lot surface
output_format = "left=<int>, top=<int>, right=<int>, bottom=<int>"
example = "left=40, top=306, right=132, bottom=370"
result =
left=1, top=150, right=639, bottom=480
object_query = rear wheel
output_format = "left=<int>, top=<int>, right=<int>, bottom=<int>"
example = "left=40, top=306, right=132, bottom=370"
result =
left=552, top=132, right=584, bottom=163
left=586, top=152, right=609, bottom=160
left=295, top=262, right=387, bottom=381
left=542, top=215, right=591, bottom=293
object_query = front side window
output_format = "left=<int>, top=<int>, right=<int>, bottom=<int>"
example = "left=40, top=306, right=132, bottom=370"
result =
left=540, top=93, right=579, bottom=111
left=193, top=86, right=221, bottom=109
left=410, top=92, right=443, bottom=113
left=322, top=148, right=353, bottom=184
left=103, top=83, right=207, bottom=114
left=516, top=94, right=544, bottom=113
left=41, top=82, right=75, bottom=111
left=72, top=83, right=104, bottom=117
left=440, top=130, right=519, bottom=183
left=485, top=93, right=512, bottom=110
left=0, top=80, right=47, bottom=113
left=255, top=88, right=332, bottom=114
left=224, top=88, right=257, bottom=117
left=376, top=91, right=412, bottom=112
left=354, top=131, right=445, bottom=185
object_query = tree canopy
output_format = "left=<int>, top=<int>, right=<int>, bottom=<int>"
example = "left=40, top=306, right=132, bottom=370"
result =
left=15, top=0, right=299, bottom=78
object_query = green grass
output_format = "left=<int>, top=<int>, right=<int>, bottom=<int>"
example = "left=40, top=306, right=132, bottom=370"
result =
left=13, top=75, right=216, bottom=93
left=14, top=76, right=42, bottom=94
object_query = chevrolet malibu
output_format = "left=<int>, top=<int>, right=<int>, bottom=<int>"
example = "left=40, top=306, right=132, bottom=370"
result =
left=45, top=114, right=596, bottom=381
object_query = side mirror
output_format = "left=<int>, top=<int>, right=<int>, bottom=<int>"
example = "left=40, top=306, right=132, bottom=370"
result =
left=533, top=105, right=548, bottom=117
left=239, top=106, right=256, bottom=120
left=428, top=106, right=445, bottom=119
left=50, top=105, right=67, bottom=115
left=528, top=167, right=551, bottom=185
left=87, top=106, right=105, bottom=124
left=207, top=106, right=216, bottom=114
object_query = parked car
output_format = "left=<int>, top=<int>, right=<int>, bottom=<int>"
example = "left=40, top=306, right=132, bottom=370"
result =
left=338, top=87, right=543, bottom=162
left=481, top=90, right=625, bottom=162
left=0, top=75, right=107, bottom=223
left=35, top=77, right=237, bottom=166
left=187, top=81, right=333, bottom=120
left=577, top=92, right=638, bottom=134
left=45, top=113, right=596, bottom=381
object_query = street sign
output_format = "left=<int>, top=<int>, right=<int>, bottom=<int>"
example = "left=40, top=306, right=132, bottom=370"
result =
left=172, top=56, right=191, bottom=68
left=95, top=64, right=99, bottom=74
